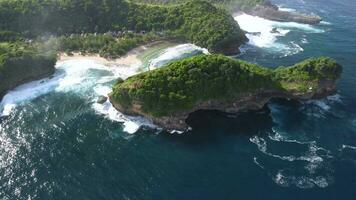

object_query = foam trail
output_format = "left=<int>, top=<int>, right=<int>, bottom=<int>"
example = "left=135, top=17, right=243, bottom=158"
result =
left=273, top=171, right=329, bottom=189
left=342, top=145, right=356, bottom=150
left=148, top=44, right=209, bottom=69
left=250, top=135, right=333, bottom=189
left=278, top=6, right=296, bottom=12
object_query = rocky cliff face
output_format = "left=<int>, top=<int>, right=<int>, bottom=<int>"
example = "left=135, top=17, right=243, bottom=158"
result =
left=0, top=47, right=57, bottom=101
left=110, top=80, right=338, bottom=131
left=246, top=1, right=322, bottom=24
left=109, top=55, right=342, bottom=131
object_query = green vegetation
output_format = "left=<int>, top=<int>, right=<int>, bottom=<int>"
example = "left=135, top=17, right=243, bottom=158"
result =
left=0, top=0, right=246, bottom=53
left=111, top=55, right=342, bottom=116
left=0, top=0, right=247, bottom=98
left=275, top=57, right=342, bottom=92
left=56, top=32, right=162, bottom=59
left=0, top=42, right=57, bottom=97
left=130, top=0, right=266, bottom=12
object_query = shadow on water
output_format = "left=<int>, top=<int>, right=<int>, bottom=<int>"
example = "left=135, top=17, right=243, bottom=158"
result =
left=158, top=106, right=274, bottom=145
left=158, top=98, right=310, bottom=144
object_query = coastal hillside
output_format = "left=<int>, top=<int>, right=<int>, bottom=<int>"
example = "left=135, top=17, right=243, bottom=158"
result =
left=0, top=0, right=247, bottom=100
left=0, top=42, right=56, bottom=99
left=0, top=0, right=246, bottom=54
left=110, top=55, right=342, bottom=130
left=131, top=0, right=322, bottom=24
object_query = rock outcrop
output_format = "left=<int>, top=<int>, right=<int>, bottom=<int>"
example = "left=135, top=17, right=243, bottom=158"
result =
left=0, top=44, right=57, bottom=101
left=246, top=1, right=322, bottom=24
left=110, top=55, right=342, bottom=131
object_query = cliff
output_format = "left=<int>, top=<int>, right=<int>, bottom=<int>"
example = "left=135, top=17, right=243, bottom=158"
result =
left=0, top=43, right=57, bottom=101
left=109, top=55, right=342, bottom=131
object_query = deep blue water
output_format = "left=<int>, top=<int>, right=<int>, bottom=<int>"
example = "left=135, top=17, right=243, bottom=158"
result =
left=1, top=0, right=356, bottom=199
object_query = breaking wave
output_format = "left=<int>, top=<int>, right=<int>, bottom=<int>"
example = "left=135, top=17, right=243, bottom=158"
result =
left=234, top=13, right=324, bottom=56
left=0, top=43, right=206, bottom=133
left=148, top=44, right=209, bottom=69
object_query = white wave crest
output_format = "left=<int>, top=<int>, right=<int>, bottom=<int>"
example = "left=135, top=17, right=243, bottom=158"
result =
left=1, top=43, right=205, bottom=133
left=0, top=59, right=143, bottom=133
left=148, top=44, right=209, bottom=70
left=234, top=13, right=324, bottom=56
left=92, top=94, right=157, bottom=134
left=341, top=145, right=356, bottom=151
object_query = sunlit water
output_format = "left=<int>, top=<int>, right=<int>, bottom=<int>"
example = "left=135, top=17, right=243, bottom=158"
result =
left=1, top=0, right=356, bottom=199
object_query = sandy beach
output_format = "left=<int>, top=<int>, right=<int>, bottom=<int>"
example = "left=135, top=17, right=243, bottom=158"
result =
left=58, top=48, right=144, bottom=68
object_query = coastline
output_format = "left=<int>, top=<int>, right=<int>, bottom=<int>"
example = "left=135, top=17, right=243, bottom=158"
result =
left=57, top=40, right=178, bottom=67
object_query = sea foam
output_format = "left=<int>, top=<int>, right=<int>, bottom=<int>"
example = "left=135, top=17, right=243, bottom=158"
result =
left=0, top=43, right=202, bottom=133
left=250, top=134, right=333, bottom=189
left=234, top=13, right=324, bottom=56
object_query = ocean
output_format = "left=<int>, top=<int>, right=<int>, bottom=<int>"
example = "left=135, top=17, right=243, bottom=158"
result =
left=1, top=0, right=356, bottom=199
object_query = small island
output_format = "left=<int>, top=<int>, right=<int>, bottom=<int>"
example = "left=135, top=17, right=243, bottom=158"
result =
left=109, top=55, right=342, bottom=130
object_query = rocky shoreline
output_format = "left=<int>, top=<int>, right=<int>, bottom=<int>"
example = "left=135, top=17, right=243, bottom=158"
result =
left=0, top=55, right=56, bottom=103
left=244, top=1, right=322, bottom=24
left=110, top=80, right=337, bottom=131
left=109, top=55, right=342, bottom=132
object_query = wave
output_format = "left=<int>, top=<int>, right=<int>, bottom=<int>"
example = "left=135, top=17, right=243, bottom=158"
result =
left=320, top=21, right=332, bottom=25
left=148, top=44, right=209, bottom=70
left=0, top=59, right=143, bottom=133
left=92, top=93, right=157, bottom=134
left=0, top=43, right=206, bottom=133
left=234, top=13, right=324, bottom=56
left=0, top=72, right=65, bottom=117
left=268, top=128, right=314, bottom=145
left=341, top=144, right=356, bottom=151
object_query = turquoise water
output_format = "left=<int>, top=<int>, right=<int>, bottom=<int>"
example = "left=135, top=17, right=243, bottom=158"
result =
left=1, top=0, right=356, bottom=199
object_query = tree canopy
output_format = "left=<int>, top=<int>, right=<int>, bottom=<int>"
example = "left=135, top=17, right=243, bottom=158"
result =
left=110, top=55, right=342, bottom=116
left=0, top=0, right=246, bottom=53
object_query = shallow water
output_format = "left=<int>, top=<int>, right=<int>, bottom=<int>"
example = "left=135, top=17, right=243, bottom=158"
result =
left=1, top=0, right=356, bottom=199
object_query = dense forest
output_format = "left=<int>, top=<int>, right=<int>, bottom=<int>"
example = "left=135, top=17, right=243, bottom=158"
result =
left=110, top=55, right=342, bottom=116
left=56, top=32, right=162, bottom=59
left=0, top=0, right=246, bottom=53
